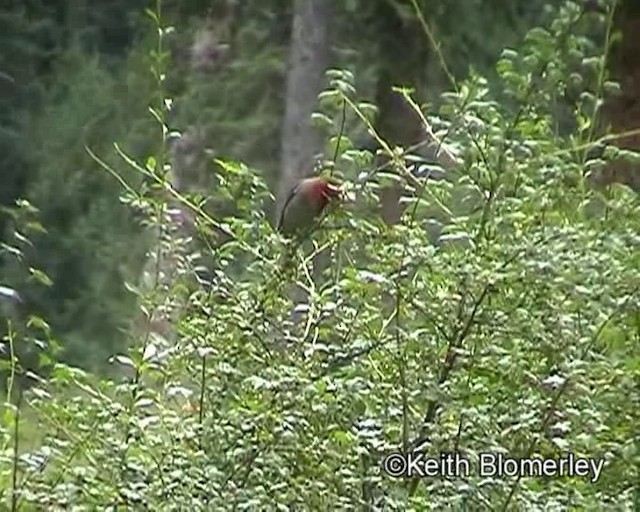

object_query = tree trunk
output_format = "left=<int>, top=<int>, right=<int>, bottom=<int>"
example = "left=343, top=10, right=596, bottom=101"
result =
left=277, top=0, right=331, bottom=319
left=277, top=0, right=331, bottom=221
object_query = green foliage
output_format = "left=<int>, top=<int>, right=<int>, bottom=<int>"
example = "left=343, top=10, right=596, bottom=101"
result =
left=353, top=0, right=550, bottom=89
left=427, top=0, right=551, bottom=77
left=0, top=0, right=557, bottom=372
left=169, top=0, right=292, bottom=186
left=1, top=1, right=638, bottom=509
left=0, top=199, right=60, bottom=373
left=0, top=4, right=52, bottom=241
left=0, top=2, right=159, bottom=370
left=15, top=46, right=157, bottom=369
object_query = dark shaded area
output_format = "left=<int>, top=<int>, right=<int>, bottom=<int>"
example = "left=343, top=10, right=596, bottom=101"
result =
left=600, top=0, right=640, bottom=190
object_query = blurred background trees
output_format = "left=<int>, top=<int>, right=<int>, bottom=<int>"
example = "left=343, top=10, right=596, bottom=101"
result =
left=0, top=0, right=565, bottom=370
left=0, top=1, right=639, bottom=508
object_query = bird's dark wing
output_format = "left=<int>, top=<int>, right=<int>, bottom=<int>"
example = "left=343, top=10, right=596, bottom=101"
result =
left=277, top=182, right=301, bottom=232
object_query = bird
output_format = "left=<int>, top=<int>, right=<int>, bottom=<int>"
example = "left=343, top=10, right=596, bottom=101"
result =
left=277, top=176, right=341, bottom=238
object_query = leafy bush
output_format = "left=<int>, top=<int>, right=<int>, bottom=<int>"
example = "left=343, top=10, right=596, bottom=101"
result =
left=1, top=1, right=639, bottom=510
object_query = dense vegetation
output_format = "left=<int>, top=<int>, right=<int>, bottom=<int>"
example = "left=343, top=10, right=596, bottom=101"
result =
left=1, top=0, right=638, bottom=509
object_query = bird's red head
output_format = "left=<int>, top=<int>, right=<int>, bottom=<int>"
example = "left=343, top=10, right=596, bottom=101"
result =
left=305, top=177, right=341, bottom=208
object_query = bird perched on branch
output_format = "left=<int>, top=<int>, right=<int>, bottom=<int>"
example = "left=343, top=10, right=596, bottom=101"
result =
left=277, top=176, right=341, bottom=238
